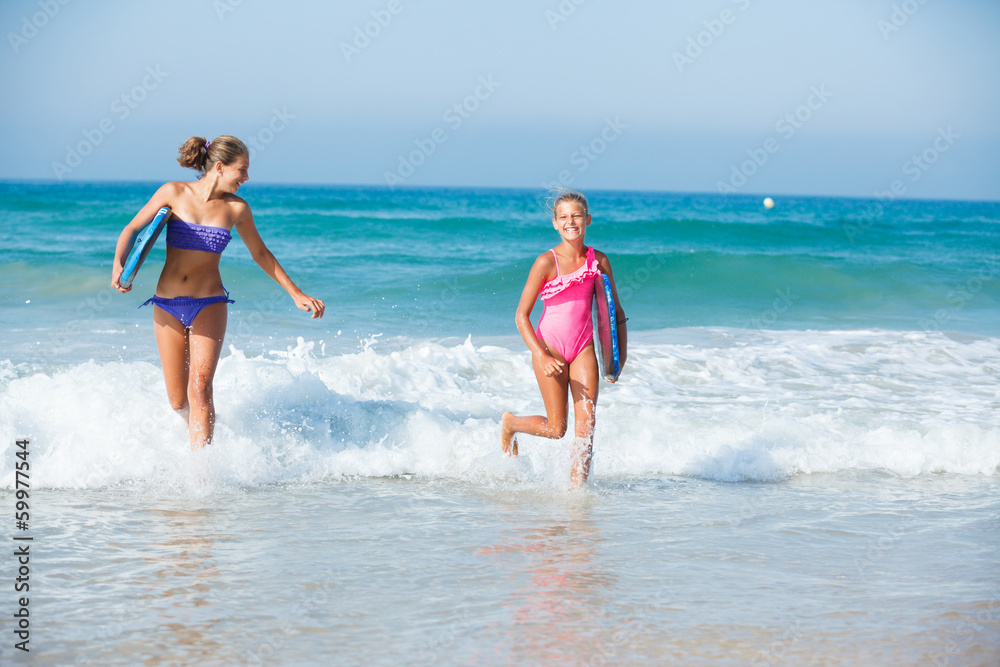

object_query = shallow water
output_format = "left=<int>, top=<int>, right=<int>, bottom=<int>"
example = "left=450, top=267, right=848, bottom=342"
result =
left=8, top=473, right=996, bottom=666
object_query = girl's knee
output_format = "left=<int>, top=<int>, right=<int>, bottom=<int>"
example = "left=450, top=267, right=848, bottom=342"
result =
left=187, top=372, right=215, bottom=407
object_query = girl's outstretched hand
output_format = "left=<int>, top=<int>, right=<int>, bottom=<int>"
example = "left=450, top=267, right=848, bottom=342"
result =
left=293, top=292, right=325, bottom=319
left=537, top=352, right=566, bottom=377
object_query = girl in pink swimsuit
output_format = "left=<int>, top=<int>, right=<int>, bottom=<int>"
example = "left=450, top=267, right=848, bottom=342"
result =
left=501, top=190, right=627, bottom=485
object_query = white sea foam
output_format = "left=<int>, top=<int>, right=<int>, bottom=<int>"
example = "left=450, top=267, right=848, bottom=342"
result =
left=1, top=329, right=997, bottom=490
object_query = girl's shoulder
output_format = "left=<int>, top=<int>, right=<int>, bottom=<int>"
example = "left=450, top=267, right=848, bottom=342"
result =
left=220, top=192, right=250, bottom=209
left=533, top=249, right=558, bottom=269
left=155, top=180, right=188, bottom=198
left=226, top=195, right=253, bottom=228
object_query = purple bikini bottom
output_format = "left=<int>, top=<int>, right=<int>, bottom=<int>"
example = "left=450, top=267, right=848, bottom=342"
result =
left=139, top=290, right=234, bottom=328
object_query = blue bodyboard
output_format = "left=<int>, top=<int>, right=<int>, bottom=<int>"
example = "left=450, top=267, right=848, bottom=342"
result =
left=120, top=207, right=171, bottom=289
left=592, top=272, right=623, bottom=382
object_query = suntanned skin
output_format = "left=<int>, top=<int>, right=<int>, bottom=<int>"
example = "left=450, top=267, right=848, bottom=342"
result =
left=112, top=153, right=324, bottom=449
left=500, top=200, right=627, bottom=485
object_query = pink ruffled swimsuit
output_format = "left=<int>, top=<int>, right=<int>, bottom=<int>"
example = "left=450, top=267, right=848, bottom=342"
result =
left=536, top=246, right=599, bottom=364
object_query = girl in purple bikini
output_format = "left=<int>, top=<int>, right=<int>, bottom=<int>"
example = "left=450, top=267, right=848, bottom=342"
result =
left=112, top=135, right=325, bottom=449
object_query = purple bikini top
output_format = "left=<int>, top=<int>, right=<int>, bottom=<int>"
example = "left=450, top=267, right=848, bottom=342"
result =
left=166, top=219, right=231, bottom=254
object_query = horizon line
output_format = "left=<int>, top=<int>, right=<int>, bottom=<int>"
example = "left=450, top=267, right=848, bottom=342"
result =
left=1, top=177, right=998, bottom=206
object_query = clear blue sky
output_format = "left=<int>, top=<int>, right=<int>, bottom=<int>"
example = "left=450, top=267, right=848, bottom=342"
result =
left=2, top=0, right=998, bottom=200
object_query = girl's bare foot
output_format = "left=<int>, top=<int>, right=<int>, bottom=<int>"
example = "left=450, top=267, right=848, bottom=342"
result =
left=501, top=412, right=518, bottom=457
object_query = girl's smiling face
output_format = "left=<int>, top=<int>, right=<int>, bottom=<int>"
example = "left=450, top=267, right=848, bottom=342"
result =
left=552, top=201, right=591, bottom=241
left=217, top=154, right=250, bottom=193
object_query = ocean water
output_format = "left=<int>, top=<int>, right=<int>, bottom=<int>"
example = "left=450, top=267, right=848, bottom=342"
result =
left=1, top=181, right=999, bottom=665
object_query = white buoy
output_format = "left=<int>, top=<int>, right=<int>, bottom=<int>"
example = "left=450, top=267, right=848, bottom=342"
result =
left=763, top=197, right=775, bottom=209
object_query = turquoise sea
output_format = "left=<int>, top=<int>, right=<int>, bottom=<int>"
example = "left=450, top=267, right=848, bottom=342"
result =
left=1, top=181, right=998, bottom=665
